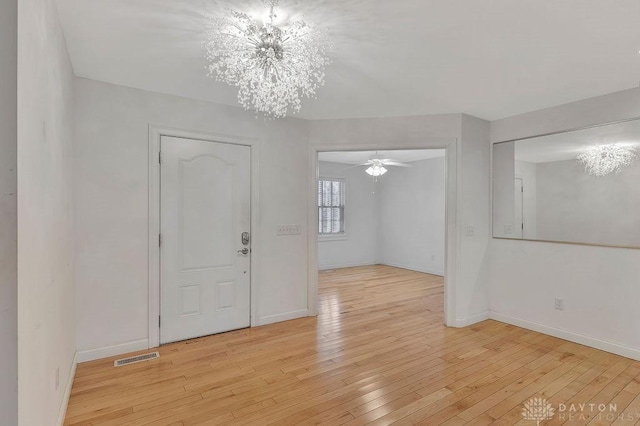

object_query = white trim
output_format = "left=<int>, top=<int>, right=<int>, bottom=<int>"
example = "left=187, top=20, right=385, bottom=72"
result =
left=308, top=147, right=320, bottom=317
left=453, top=311, right=490, bottom=327
left=318, top=262, right=376, bottom=271
left=77, top=339, right=150, bottom=363
left=55, top=351, right=77, bottom=426
left=318, top=233, right=348, bottom=242
left=490, top=311, right=640, bottom=361
left=148, top=125, right=260, bottom=348
left=308, top=141, right=459, bottom=326
left=256, top=309, right=309, bottom=326
left=378, top=261, right=444, bottom=277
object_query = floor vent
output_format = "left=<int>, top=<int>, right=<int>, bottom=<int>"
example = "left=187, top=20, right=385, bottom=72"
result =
left=114, top=352, right=160, bottom=367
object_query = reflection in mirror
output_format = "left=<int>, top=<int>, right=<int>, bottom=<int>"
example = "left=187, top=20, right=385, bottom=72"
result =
left=492, top=119, right=640, bottom=248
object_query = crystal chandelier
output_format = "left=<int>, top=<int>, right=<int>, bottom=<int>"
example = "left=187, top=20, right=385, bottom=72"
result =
left=576, top=144, right=637, bottom=177
left=203, top=0, right=331, bottom=118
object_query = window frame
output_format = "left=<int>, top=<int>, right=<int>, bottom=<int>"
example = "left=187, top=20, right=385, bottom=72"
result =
left=317, top=177, right=347, bottom=240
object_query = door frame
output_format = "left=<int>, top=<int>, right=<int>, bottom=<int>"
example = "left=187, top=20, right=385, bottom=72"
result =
left=148, top=125, right=260, bottom=348
left=514, top=177, right=524, bottom=237
left=308, top=140, right=458, bottom=326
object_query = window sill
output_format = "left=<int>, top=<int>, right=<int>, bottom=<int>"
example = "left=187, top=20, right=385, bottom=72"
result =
left=318, top=233, right=348, bottom=242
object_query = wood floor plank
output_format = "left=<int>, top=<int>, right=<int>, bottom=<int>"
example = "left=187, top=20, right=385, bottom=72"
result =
left=64, top=265, right=640, bottom=425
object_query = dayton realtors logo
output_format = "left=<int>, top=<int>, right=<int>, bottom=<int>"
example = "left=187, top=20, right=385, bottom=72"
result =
left=522, top=397, right=633, bottom=424
left=522, top=397, right=555, bottom=425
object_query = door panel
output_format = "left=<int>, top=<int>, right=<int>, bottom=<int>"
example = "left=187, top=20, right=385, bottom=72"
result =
left=180, top=154, right=234, bottom=270
left=160, top=136, right=251, bottom=344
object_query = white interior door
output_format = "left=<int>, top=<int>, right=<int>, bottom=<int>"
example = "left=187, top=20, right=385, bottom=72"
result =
left=160, top=136, right=251, bottom=344
left=514, top=177, right=523, bottom=239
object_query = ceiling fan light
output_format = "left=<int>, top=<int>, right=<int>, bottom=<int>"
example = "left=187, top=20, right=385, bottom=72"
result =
left=365, top=165, right=387, bottom=177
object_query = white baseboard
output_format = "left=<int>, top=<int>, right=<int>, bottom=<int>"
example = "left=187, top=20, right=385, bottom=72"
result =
left=378, top=261, right=444, bottom=277
left=490, top=311, right=640, bottom=361
left=256, top=309, right=309, bottom=326
left=452, top=311, right=490, bottom=328
left=56, top=350, right=77, bottom=426
left=77, top=339, right=150, bottom=363
left=318, top=262, right=376, bottom=271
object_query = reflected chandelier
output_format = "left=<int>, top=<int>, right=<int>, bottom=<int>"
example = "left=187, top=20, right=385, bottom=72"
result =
left=203, top=0, right=331, bottom=118
left=576, top=144, right=637, bottom=177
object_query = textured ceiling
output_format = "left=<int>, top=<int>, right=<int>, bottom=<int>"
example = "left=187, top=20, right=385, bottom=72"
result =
left=56, top=0, right=640, bottom=120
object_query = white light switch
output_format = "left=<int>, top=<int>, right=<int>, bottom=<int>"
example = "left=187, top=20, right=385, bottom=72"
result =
left=277, top=224, right=300, bottom=235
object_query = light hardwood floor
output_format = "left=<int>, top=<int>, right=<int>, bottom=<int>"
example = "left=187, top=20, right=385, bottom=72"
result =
left=65, top=265, right=640, bottom=425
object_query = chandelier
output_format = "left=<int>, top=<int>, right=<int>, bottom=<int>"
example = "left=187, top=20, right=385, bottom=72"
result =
left=203, top=0, right=331, bottom=118
left=576, top=144, right=637, bottom=177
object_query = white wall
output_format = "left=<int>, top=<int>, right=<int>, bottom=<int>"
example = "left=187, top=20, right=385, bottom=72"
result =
left=492, top=142, right=515, bottom=238
left=308, top=114, right=491, bottom=326
left=317, top=161, right=377, bottom=270
left=0, top=0, right=17, bottom=423
left=490, top=87, right=640, bottom=360
left=17, top=0, right=76, bottom=424
left=377, top=157, right=446, bottom=275
left=535, top=158, right=640, bottom=246
left=457, top=115, right=491, bottom=324
left=74, top=78, right=310, bottom=359
left=73, top=83, right=492, bottom=358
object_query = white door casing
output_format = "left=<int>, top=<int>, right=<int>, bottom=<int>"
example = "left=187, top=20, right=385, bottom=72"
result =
left=160, top=136, right=251, bottom=344
left=514, top=177, right=523, bottom=239
left=308, top=140, right=458, bottom=326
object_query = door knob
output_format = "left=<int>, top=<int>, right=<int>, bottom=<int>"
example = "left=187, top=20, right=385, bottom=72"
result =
left=237, top=248, right=249, bottom=255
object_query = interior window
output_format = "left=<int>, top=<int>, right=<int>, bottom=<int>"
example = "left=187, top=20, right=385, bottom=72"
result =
left=318, top=178, right=345, bottom=234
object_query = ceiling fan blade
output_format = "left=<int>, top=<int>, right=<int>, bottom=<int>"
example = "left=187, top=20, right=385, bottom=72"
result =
left=384, top=161, right=412, bottom=167
left=342, top=162, right=370, bottom=170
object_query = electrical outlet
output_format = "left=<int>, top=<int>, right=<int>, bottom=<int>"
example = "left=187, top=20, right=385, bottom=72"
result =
left=55, top=367, right=60, bottom=390
left=276, top=224, right=300, bottom=235
left=555, top=297, right=565, bottom=311
left=466, top=226, right=475, bottom=236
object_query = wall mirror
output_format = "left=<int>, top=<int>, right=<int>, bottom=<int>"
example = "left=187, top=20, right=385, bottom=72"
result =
left=492, top=118, right=640, bottom=248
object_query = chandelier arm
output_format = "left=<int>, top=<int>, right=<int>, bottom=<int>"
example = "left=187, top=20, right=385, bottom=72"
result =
left=211, top=32, right=259, bottom=47
left=281, top=31, right=315, bottom=44
left=214, top=33, right=260, bottom=49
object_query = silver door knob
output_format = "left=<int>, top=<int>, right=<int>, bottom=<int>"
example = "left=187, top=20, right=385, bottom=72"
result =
left=237, top=248, right=249, bottom=255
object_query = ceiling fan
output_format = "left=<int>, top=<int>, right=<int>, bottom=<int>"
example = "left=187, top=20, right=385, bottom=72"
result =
left=353, top=153, right=412, bottom=177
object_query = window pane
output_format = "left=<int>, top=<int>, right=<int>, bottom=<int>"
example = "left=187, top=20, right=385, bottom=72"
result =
left=323, top=181, right=331, bottom=206
left=332, top=181, right=340, bottom=206
left=318, top=179, right=345, bottom=234
left=332, top=207, right=340, bottom=232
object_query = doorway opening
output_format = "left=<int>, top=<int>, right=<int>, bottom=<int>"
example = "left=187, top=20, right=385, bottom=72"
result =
left=313, top=149, right=448, bottom=325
